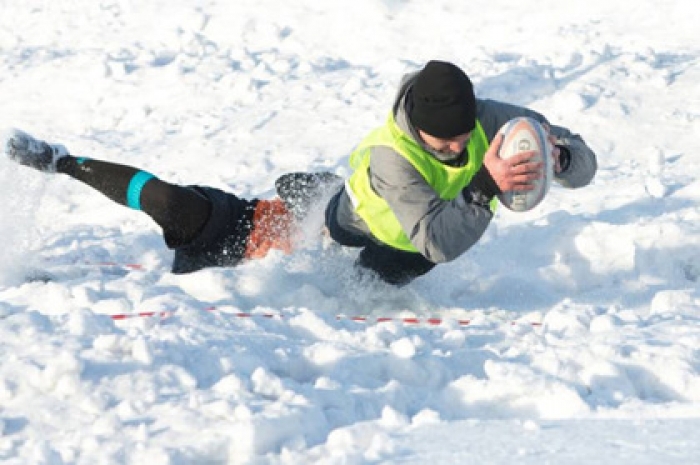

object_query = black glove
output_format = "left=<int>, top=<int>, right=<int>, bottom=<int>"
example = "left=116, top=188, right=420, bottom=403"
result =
left=463, top=165, right=501, bottom=207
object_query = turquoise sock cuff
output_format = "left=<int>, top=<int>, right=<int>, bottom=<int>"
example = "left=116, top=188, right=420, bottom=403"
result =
left=126, top=171, right=155, bottom=210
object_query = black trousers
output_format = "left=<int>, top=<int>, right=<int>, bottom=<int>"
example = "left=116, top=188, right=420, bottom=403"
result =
left=324, top=190, right=435, bottom=286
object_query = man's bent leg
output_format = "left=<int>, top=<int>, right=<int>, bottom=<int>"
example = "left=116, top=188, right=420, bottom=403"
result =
left=356, top=243, right=436, bottom=286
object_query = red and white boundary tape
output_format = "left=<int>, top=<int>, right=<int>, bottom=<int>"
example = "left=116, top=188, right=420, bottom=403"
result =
left=79, top=261, right=542, bottom=328
left=90, top=261, right=145, bottom=270
left=109, top=306, right=542, bottom=327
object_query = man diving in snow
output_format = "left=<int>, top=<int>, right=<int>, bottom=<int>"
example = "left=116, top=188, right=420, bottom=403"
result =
left=3, top=60, right=596, bottom=286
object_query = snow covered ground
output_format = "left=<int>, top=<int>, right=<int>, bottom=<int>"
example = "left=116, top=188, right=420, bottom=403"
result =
left=1, top=0, right=699, bottom=463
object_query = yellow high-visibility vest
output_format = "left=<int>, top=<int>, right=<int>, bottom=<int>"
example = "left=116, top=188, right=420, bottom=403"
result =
left=346, top=114, right=490, bottom=252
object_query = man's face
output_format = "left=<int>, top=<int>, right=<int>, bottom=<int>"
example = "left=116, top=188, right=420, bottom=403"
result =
left=419, top=130, right=471, bottom=156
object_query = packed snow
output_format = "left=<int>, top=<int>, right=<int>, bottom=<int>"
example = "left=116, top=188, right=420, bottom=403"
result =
left=1, top=0, right=699, bottom=463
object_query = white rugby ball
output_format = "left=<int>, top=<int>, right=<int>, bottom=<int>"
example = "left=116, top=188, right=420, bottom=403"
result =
left=496, top=117, right=553, bottom=212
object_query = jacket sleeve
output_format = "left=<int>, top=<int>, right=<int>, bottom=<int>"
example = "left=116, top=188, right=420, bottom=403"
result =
left=477, top=99, right=597, bottom=188
left=368, top=146, right=493, bottom=263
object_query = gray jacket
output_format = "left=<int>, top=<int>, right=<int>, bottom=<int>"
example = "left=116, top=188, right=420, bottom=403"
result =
left=333, top=72, right=597, bottom=263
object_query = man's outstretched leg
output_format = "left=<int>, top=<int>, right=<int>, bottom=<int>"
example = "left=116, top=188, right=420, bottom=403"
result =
left=2, top=129, right=263, bottom=273
left=3, top=128, right=212, bottom=247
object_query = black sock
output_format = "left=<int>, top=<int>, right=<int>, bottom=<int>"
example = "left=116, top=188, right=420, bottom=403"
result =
left=56, top=156, right=212, bottom=247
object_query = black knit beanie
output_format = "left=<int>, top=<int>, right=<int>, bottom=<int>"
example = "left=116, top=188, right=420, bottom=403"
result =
left=409, top=60, right=477, bottom=139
